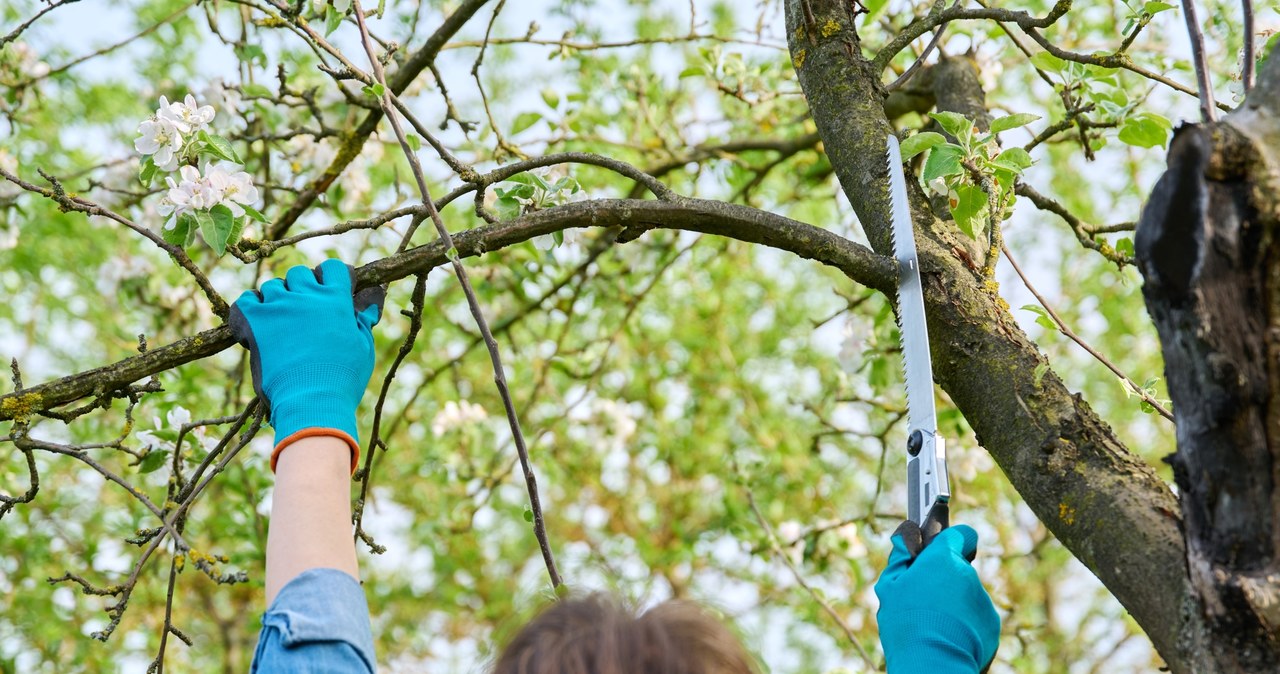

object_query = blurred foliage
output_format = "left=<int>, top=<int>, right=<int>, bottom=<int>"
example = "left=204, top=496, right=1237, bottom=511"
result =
left=0, top=0, right=1266, bottom=671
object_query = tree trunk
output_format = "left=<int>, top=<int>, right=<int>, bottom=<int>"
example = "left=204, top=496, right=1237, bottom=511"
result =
left=782, top=0, right=1218, bottom=670
left=1135, top=49, right=1280, bottom=672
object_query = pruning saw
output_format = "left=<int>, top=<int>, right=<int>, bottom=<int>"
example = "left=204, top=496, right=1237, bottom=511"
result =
left=886, top=134, right=951, bottom=547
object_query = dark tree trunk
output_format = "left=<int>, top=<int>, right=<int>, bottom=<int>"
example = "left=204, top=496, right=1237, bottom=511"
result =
left=1136, top=52, right=1280, bottom=672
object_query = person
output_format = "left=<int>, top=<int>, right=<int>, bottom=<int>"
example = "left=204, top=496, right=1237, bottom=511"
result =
left=232, top=260, right=1001, bottom=673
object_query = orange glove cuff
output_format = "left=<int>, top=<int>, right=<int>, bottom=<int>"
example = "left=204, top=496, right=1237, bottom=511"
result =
left=271, top=428, right=360, bottom=475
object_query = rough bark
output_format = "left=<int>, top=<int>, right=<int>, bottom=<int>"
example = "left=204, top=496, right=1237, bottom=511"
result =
left=1136, top=47, right=1280, bottom=672
left=784, top=0, right=1195, bottom=667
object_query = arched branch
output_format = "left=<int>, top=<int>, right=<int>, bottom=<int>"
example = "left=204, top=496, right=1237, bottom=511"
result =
left=0, top=197, right=894, bottom=422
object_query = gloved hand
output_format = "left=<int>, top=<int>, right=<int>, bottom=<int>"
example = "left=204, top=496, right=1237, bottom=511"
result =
left=229, top=259, right=384, bottom=474
left=874, top=520, right=1000, bottom=674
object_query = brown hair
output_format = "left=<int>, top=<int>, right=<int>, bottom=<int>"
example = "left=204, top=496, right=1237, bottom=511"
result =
left=491, top=593, right=759, bottom=674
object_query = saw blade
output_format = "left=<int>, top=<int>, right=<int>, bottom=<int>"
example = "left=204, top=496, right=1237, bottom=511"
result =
left=887, top=135, right=938, bottom=437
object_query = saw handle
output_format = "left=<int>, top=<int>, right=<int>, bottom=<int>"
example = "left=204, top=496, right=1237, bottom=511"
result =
left=920, top=500, right=953, bottom=555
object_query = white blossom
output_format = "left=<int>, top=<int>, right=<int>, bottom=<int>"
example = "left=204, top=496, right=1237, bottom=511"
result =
left=164, top=165, right=220, bottom=222
left=157, top=94, right=214, bottom=134
left=5, top=42, right=49, bottom=79
left=206, top=163, right=259, bottom=217
left=135, top=116, right=184, bottom=171
left=166, top=406, right=192, bottom=429
left=431, top=400, right=488, bottom=437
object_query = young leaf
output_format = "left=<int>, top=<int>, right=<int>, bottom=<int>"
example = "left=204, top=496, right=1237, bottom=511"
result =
left=495, top=195, right=522, bottom=220
left=899, top=132, right=946, bottom=161
left=922, top=143, right=964, bottom=181
left=162, top=214, right=193, bottom=247
left=199, top=131, right=242, bottom=164
left=240, top=204, right=269, bottom=224
left=950, top=183, right=986, bottom=239
left=446, top=246, right=460, bottom=261
left=198, top=205, right=236, bottom=257
left=325, top=4, right=343, bottom=36
left=929, top=111, right=974, bottom=143
left=1020, top=304, right=1059, bottom=331
left=1116, top=237, right=1135, bottom=257
left=406, top=134, right=422, bottom=151
left=138, top=450, right=170, bottom=474
left=989, top=113, right=1041, bottom=134
left=992, top=147, right=1034, bottom=172
left=540, top=88, right=561, bottom=109
left=512, top=111, right=542, bottom=135
left=138, top=156, right=158, bottom=187
left=1030, top=51, right=1067, bottom=73
left=241, top=83, right=273, bottom=98
left=1117, top=113, right=1172, bottom=149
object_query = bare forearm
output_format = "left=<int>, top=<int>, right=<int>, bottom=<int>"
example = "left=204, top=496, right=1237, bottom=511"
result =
left=265, top=436, right=359, bottom=605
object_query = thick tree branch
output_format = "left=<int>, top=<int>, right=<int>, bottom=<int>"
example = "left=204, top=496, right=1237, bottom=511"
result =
left=0, top=197, right=893, bottom=422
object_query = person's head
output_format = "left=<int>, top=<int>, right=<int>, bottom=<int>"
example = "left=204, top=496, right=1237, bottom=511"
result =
left=491, top=593, right=758, bottom=674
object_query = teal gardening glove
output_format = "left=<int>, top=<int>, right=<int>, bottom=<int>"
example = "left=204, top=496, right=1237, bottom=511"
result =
left=229, top=259, right=384, bottom=474
left=874, top=521, right=1001, bottom=673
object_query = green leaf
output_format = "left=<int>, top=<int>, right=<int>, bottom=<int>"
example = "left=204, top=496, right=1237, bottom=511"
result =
left=138, top=450, right=170, bottom=474
left=446, top=246, right=459, bottom=261
left=1116, top=237, right=1135, bottom=257
left=163, top=214, right=194, bottom=247
left=950, top=183, right=986, bottom=239
left=679, top=67, right=704, bottom=79
left=929, top=111, right=973, bottom=143
left=1117, top=113, right=1172, bottom=148
left=512, top=111, right=541, bottom=135
left=552, top=230, right=564, bottom=247
left=1143, top=1, right=1175, bottom=14
left=198, top=205, right=236, bottom=257
left=494, top=196, right=522, bottom=220
left=241, top=83, right=273, bottom=98
left=899, top=132, right=946, bottom=161
left=199, top=131, right=242, bottom=164
left=138, top=156, right=157, bottom=187
left=523, top=508, right=534, bottom=523
left=1030, top=51, right=1067, bottom=73
left=241, top=204, right=269, bottom=224
left=234, top=43, right=267, bottom=68
left=1021, top=304, right=1059, bottom=331
left=540, top=88, right=561, bottom=109
left=361, top=82, right=386, bottom=99
left=992, top=147, right=1034, bottom=172
left=405, top=134, right=421, bottom=151
left=325, top=4, right=343, bottom=36
left=989, top=113, right=1041, bottom=134
left=921, top=143, right=964, bottom=181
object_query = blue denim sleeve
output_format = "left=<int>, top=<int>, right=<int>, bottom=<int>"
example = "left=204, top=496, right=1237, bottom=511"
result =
left=250, top=568, right=377, bottom=673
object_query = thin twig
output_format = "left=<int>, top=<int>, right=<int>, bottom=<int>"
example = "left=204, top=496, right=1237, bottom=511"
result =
left=1242, top=0, right=1256, bottom=92
left=886, top=0, right=957, bottom=92
left=30, top=1, right=197, bottom=82
left=351, top=0, right=562, bottom=588
left=1, top=0, right=83, bottom=47
left=1179, top=0, right=1218, bottom=122
left=1001, top=244, right=1174, bottom=422
left=742, top=478, right=876, bottom=668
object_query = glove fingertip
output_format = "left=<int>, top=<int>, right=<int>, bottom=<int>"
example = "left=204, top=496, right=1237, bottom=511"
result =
left=314, top=258, right=355, bottom=293
left=941, top=524, right=980, bottom=562
left=356, top=303, right=382, bottom=329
